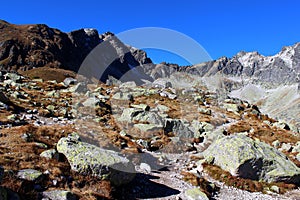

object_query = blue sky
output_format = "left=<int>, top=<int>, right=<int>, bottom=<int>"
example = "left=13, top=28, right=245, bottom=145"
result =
left=2, top=0, right=300, bottom=65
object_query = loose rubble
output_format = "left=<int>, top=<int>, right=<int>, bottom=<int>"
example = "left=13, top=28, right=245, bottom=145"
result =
left=0, top=70, right=300, bottom=199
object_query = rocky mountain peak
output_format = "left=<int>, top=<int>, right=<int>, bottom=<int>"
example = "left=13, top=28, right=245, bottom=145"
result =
left=144, top=42, right=300, bottom=88
left=0, top=20, right=152, bottom=77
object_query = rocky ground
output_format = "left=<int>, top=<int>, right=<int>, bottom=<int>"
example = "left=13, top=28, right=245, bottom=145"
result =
left=0, top=68, right=300, bottom=199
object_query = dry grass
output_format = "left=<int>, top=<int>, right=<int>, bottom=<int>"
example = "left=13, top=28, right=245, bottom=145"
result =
left=19, top=67, right=76, bottom=82
left=181, top=171, right=219, bottom=198
left=226, top=114, right=300, bottom=167
left=0, top=124, right=113, bottom=199
left=202, top=163, right=297, bottom=194
left=227, top=118, right=300, bottom=146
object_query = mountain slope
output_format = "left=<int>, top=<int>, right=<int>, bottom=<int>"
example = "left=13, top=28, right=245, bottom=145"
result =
left=0, top=20, right=152, bottom=82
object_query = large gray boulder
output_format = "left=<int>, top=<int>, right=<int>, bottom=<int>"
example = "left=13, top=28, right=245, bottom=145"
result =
left=118, top=108, right=164, bottom=125
left=57, top=133, right=135, bottom=186
left=164, top=118, right=194, bottom=138
left=202, top=134, right=300, bottom=183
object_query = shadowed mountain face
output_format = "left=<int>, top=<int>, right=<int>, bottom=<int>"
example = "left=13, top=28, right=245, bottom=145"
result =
left=0, top=20, right=152, bottom=81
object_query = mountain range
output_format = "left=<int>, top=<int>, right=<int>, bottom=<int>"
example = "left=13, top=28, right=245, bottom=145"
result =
left=1, top=19, right=299, bottom=127
left=1, top=19, right=300, bottom=86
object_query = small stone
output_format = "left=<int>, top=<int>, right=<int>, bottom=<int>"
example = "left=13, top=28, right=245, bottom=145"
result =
left=270, top=185, right=280, bottom=193
left=112, top=92, right=133, bottom=101
left=120, top=81, right=137, bottom=88
left=296, top=154, right=300, bottom=162
left=63, top=77, right=77, bottom=87
left=131, top=104, right=150, bottom=111
left=52, top=179, right=58, bottom=186
left=82, top=97, right=99, bottom=107
left=152, top=79, right=172, bottom=88
left=194, top=95, right=204, bottom=102
left=17, top=169, right=43, bottom=182
left=292, top=142, right=300, bottom=153
left=279, top=143, right=292, bottom=152
left=68, top=83, right=87, bottom=93
left=134, top=123, right=164, bottom=133
left=156, top=104, right=169, bottom=112
left=160, top=91, right=177, bottom=99
left=136, top=139, right=149, bottom=149
left=272, top=140, right=281, bottom=148
left=139, top=163, right=151, bottom=173
left=273, top=121, right=290, bottom=131
left=46, top=90, right=57, bottom=97
left=198, top=107, right=212, bottom=115
left=46, top=105, right=55, bottom=112
left=263, top=120, right=271, bottom=126
left=205, top=156, right=214, bottom=164
left=40, top=149, right=59, bottom=160
left=4, top=73, right=22, bottom=82
left=223, top=103, right=239, bottom=113
left=41, top=190, right=77, bottom=200
left=97, top=94, right=110, bottom=101
left=184, top=188, right=209, bottom=200
left=119, top=130, right=128, bottom=137
left=35, top=142, right=48, bottom=149
left=21, top=133, right=32, bottom=142
left=7, top=114, right=17, bottom=121
left=44, top=170, right=51, bottom=175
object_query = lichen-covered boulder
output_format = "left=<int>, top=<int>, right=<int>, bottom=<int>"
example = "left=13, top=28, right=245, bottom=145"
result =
left=202, top=134, right=300, bottom=184
left=57, top=133, right=135, bottom=186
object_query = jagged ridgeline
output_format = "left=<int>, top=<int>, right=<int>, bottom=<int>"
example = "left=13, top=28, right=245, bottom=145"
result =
left=0, top=19, right=152, bottom=82
left=1, top=19, right=300, bottom=88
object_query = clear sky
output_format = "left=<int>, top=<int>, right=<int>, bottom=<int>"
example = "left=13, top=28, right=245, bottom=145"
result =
left=1, top=0, right=300, bottom=65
